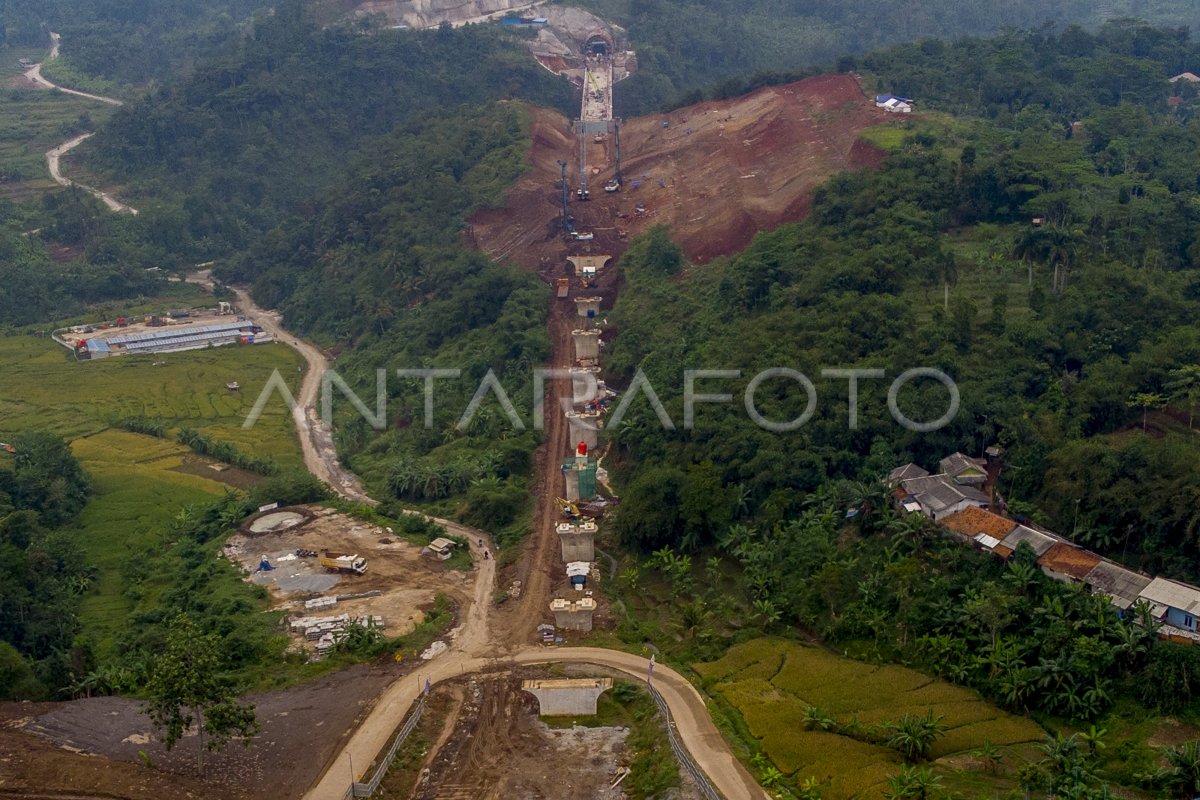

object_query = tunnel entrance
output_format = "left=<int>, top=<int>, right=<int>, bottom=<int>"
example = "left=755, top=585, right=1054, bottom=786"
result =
left=584, top=33, right=611, bottom=56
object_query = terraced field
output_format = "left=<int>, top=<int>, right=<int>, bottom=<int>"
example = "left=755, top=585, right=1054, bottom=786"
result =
left=696, top=639, right=1045, bottom=798
left=0, top=335, right=304, bottom=466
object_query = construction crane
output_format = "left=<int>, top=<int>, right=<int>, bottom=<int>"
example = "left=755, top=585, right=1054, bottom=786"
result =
left=558, top=160, right=574, bottom=234
left=576, top=128, right=590, bottom=201
left=613, top=118, right=622, bottom=185
left=605, top=119, right=623, bottom=193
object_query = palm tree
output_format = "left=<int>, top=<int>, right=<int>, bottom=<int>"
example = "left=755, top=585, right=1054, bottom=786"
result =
left=973, top=740, right=1003, bottom=775
left=885, top=766, right=943, bottom=800
left=759, top=765, right=785, bottom=789
left=1032, top=733, right=1098, bottom=799
left=802, top=706, right=838, bottom=732
left=796, top=776, right=823, bottom=800
left=1003, top=560, right=1039, bottom=594
left=886, top=711, right=947, bottom=763
left=1012, top=226, right=1050, bottom=289
left=675, top=598, right=711, bottom=640
left=753, top=598, right=781, bottom=627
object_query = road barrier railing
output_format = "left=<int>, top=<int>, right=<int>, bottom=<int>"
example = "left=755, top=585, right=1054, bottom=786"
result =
left=646, top=679, right=724, bottom=800
left=342, top=693, right=428, bottom=799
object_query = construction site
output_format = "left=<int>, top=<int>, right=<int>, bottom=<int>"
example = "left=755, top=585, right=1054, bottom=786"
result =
left=223, top=506, right=475, bottom=659
left=0, top=7, right=901, bottom=799
left=388, top=671, right=704, bottom=800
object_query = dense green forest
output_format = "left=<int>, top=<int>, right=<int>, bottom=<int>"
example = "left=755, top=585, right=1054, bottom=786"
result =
left=608, top=22, right=1200, bottom=584
left=582, top=0, right=1200, bottom=114
left=1, top=0, right=267, bottom=84
left=0, top=191, right=186, bottom=327
left=0, top=431, right=91, bottom=698
left=87, top=6, right=572, bottom=259
left=224, top=102, right=553, bottom=543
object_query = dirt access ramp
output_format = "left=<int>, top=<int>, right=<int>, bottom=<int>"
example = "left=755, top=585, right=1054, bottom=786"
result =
left=469, top=73, right=889, bottom=268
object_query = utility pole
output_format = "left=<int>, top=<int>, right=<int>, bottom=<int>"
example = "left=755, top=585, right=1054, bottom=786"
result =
left=613, top=118, right=622, bottom=185
left=577, top=130, right=589, bottom=200
left=558, top=160, right=572, bottom=233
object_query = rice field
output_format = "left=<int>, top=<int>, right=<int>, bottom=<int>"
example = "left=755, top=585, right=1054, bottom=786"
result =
left=0, top=335, right=304, bottom=467
left=696, top=639, right=1045, bottom=798
left=66, top=429, right=229, bottom=649
left=0, top=333, right=306, bottom=654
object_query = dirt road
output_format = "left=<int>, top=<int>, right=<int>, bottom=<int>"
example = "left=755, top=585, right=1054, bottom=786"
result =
left=31, top=32, right=138, bottom=214
left=202, top=276, right=377, bottom=505
left=45, top=133, right=137, bottom=214
left=24, top=33, right=123, bottom=106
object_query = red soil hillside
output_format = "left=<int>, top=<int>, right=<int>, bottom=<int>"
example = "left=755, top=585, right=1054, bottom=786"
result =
left=469, top=73, right=890, bottom=269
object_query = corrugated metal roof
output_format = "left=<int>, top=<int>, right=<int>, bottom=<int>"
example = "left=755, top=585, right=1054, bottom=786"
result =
left=888, top=462, right=929, bottom=484
left=998, top=524, right=1058, bottom=557
left=900, top=475, right=988, bottom=512
left=125, top=329, right=246, bottom=351
left=1139, top=577, right=1200, bottom=615
left=107, top=320, right=249, bottom=345
left=974, top=533, right=1001, bottom=549
left=1084, top=561, right=1152, bottom=610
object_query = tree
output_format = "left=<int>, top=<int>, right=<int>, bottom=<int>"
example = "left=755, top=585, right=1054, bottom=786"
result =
left=1025, top=733, right=1099, bottom=800
left=1165, top=365, right=1200, bottom=430
left=1126, top=391, right=1165, bottom=433
left=802, top=705, right=838, bottom=732
left=885, top=766, right=943, bottom=800
left=886, top=711, right=947, bottom=762
left=1153, top=740, right=1200, bottom=797
left=144, top=614, right=258, bottom=768
left=973, top=740, right=1003, bottom=774
left=9, top=431, right=90, bottom=527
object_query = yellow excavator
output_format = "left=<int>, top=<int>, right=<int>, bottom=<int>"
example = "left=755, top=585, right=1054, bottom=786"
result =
left=556, top=497, right=581, bottom=518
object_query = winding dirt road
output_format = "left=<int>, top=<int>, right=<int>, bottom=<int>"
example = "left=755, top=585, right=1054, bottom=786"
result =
left=29, top=32, right=138, bottom=214
left=24, top=33, right=123, bottom=105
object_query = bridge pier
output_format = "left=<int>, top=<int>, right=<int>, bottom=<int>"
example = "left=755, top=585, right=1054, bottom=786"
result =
left=521, top=677, right=613, bottom=715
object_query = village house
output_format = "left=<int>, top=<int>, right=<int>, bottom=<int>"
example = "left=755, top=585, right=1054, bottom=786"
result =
left=889, top=450, right=1200, bottom=644
left=1138, top=578, right=1200, bottom=636
left=939, top=506, right=1015, bottom=552
left=889, top=461, right=988, bottom=522
left=1037, top=542, right=1102, bottom=584
left=1084, top=560, right=1152, bottom=614
left=992, top=524, right=1059, bottom=559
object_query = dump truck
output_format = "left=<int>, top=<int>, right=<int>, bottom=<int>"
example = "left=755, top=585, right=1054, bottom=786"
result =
left=557, top=277, right=569, bottom=298
left=320, top=552, right=367, bottom=575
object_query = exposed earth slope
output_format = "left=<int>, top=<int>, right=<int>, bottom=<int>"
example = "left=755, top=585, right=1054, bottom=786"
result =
left=470, top=73, right=888, bottom=267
